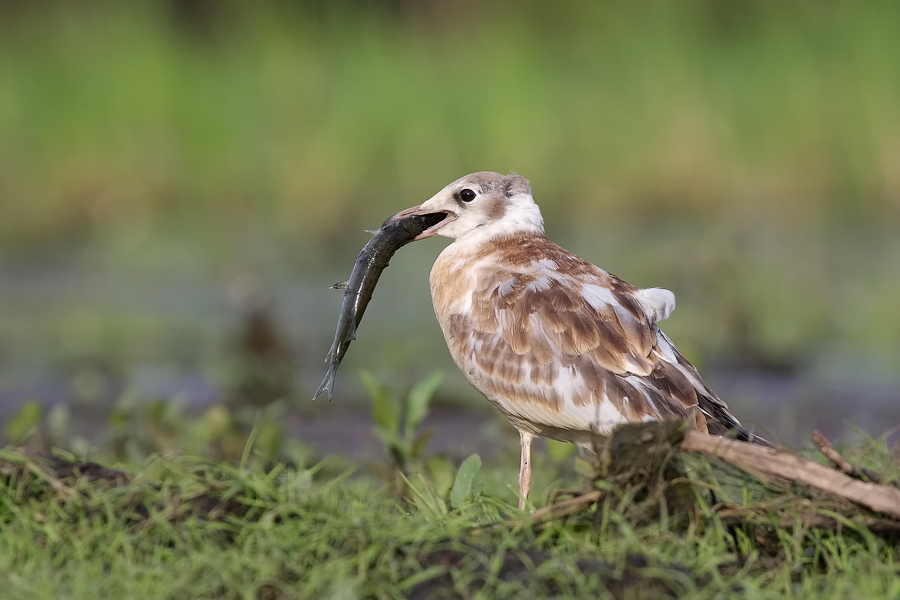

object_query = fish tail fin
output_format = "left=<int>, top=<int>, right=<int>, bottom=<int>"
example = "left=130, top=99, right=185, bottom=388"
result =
left=312, top=370, right=336, bottom=401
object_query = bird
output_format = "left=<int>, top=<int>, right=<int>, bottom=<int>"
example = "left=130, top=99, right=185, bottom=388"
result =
left=387, top=171, right=759, bottom=510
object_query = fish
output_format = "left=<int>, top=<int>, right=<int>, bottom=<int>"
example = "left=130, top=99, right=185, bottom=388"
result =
left=313, top=211, right=449, bottom=400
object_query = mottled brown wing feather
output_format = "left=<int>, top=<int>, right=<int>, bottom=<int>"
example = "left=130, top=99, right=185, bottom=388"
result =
left=440, top=235, right=705, bottom=425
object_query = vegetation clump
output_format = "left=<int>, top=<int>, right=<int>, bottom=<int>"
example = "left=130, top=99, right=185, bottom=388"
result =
left=2, top=416, right=899, bottom=599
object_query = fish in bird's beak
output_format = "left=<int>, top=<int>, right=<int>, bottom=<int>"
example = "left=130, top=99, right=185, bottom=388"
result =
left=384, top=205, right=458, bottom=240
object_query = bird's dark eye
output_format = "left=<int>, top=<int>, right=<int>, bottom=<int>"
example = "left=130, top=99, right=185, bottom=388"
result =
left=459, top=188, right=476, bottom=202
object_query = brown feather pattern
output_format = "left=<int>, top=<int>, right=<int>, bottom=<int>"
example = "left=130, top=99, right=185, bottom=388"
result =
left=432, top=232, right=737, bottom=442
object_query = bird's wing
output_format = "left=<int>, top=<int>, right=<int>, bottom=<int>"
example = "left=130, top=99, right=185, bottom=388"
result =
left=635, top=287, right=676, bottom=322
left=443, top=236, right=738, bottom=435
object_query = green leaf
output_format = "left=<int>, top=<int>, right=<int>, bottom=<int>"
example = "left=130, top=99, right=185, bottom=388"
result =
left=545, top=438, right=576, bottom=461
left=5, top=400, right=43, bottom=444
left=449, top=453, right=482, bottom=510
left=254, top=419, right=284, bottom=462
left=426, top=454, right=456, bottom=498
left=404, top=371, right=442, bottom=437
left=361, top=370, right=399, bottom=434
left=411, top=428, right=434, bottom=461
left=372, top=426, right=400, bottom=449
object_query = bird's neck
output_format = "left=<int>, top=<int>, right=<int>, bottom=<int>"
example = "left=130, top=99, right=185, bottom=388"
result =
left=453, top=219, right=545, bottom=254
left=449, top=228, right=545, bottom=261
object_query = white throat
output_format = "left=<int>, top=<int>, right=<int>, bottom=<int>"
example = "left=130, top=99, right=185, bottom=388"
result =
left=453, top=193, right=545, bottom=246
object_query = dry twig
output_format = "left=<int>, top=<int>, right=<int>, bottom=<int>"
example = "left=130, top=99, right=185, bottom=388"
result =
left=812, top=430, right=880, bottom=483
left=521, top=491, right=604, bottom=524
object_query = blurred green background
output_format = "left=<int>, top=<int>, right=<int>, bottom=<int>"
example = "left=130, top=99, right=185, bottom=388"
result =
left=1, top=0, right=898, bottom=459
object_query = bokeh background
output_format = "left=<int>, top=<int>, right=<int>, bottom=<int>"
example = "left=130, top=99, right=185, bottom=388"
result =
left=1, top=0, right=899, bottom=464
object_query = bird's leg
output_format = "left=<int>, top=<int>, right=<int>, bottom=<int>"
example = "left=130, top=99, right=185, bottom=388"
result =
left=518, top=430, right=534, bottom=511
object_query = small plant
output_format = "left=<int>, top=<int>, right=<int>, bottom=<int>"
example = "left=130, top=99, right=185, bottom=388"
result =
left=360, top=371, right=490, bottom=513
left=361, top=370, right=442, bottom=481
left=402, top=453, right=484, bottom=517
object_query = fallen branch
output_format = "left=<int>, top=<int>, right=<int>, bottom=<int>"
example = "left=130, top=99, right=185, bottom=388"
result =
left=681, top=431, right=900, bottom=521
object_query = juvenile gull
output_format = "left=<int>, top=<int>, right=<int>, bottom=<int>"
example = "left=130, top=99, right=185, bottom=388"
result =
left=388, top=172, right=755, bottom=510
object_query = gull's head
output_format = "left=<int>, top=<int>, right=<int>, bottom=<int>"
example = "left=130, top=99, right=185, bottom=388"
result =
left=387, top=172, right=544, bottom=242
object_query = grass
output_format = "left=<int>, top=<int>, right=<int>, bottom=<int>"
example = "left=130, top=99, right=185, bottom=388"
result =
left=1, top=419, right=898, bottom=599
left=0, top=442, right=900, bottom=598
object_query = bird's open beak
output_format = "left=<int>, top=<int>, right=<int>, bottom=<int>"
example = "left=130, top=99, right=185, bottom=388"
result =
left=384, top=205, right=457, bottom=240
